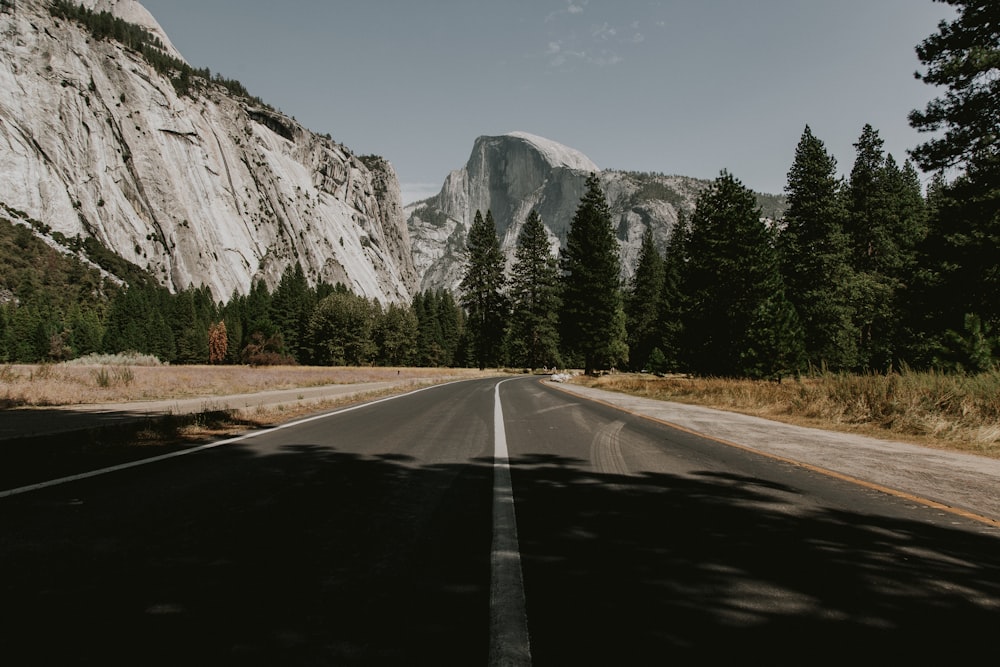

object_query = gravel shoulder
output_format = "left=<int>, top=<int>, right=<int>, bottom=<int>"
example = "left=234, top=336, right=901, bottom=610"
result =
left=549, top=380, right=1000, bottom=525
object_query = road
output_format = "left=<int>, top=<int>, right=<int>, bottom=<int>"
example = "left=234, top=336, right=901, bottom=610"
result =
left=2, top=376, right=999, bottom=665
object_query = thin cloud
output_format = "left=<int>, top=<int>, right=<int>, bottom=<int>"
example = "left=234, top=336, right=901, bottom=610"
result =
left=546, top=0, right=587, bottom=22
left=541, top=2, right=653, bottom=69
left=592, top=23, right=617, bottom=41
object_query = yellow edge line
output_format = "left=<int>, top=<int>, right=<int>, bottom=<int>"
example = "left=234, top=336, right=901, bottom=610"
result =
left=544, top=380, right=1000, bottom=529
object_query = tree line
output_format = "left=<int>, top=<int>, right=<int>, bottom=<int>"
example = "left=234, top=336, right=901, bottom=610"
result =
left=0, top=248, right=474, bottom=367
left=459, top=105, right=992, bottom=378
left=461, top=0, right=997, bottom=377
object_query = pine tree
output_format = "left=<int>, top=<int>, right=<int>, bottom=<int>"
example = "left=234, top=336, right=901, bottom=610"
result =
left=144, top=285, right=177, bottom=362
left=909, top=0, right=1000, bottom=179
left=172, top=288, right=209, bottom=364
left=459, top=210, right=508, bottom=369
left=559, top=175, right=628, bottom=374
left=220, top=289, right=245, bottom=364
left=271, top=262, right=314, bottom=363
left=436, top=290, right=464, bottom=366
left=244, top=279, right=276, bottom=342
left=413, top=290, right=444, bottom=366
left=846, top=125, right=928, bottom=370
left=679, top=171, right=804, bottom=378
left=656, top=211, right=689, bottom=372
left=507, top=210, right=561, bottom=370
left=779, top=125, right=857, bottom=371
left=907, top=0, right=1000, bottom=369
left=625, top=228, right=665, bottom=371
left=67, top=304, right=104, bottom=358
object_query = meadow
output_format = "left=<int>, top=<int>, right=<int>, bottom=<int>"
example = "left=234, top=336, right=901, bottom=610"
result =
left=0, top=355, right=489, bottom=408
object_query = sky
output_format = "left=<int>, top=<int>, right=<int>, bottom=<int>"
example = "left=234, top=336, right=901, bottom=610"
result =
left=139, top=0, right=955, bottom=204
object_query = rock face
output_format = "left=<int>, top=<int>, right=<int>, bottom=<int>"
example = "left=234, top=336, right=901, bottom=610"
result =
left=0, top=0, right=417, bottom=303
left=406, top=131, right=709, bottom=293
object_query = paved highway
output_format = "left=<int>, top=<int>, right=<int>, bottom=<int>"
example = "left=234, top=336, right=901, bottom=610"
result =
left=2, top=376, right=999, bottom=665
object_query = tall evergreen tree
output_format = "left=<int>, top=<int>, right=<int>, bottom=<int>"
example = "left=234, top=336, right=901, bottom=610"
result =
left=909, top=0, right=1000, bottom=180
left=413, top=290, right=445, bottom=366
left=846, top=126, right=928, bottom=369
left=436, top=290, right=464, bottom=367
left=625, top=228, right=665, bottom=371
left=220, top=289, right=246, bottom=364
left=270, top=262, right=314, bottom=363
left=459, top=210, right=508, bottom=369
left=679, top=171, right=804, bottom=378
left=779, top=125, right=857, bottom=371
left=507, top=210, right=561, bottom=370
left=67, top=304, right=104, bottom=358
left=559, top=175, right=628, bottom=374
left=846, top=124, right=889, bottom=272
left=172, top=287, right=210, bottom=364
left=907, top=0, right=1000, bottom=369
left=655, top=211, right=689, bottom=372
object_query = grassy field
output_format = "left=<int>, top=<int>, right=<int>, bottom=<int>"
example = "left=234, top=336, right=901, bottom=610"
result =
left=574, top=370, right=1000, bottom=459
left=0, top=359, right=490, bottom=408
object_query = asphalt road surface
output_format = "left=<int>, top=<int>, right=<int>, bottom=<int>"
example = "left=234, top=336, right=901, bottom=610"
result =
left=2, top=376, right=999, bottom=665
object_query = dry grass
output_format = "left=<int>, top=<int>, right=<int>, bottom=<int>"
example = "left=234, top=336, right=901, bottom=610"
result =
left=0, top=362, right=494, bottom=408
left=575, top=370, right=1000, bottom=459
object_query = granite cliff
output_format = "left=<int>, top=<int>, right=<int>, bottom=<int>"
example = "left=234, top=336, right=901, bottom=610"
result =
left=406, top=132, right=711, bottom=293
left=0, top=0, right=417, bottom=303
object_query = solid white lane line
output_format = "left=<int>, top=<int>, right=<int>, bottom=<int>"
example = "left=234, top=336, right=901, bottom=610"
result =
left=490, top=379, right=532, bottom=666
left=0, top=381, right=462, bottom=499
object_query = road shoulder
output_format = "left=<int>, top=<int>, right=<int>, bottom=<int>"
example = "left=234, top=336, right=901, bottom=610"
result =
left=548, top=379, right=1000, bottom=525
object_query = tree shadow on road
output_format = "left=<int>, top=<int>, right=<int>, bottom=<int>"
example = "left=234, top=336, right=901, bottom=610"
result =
left=503, top=451, right=1000, bottom=663
left=1, top=442, right=999, bottom=665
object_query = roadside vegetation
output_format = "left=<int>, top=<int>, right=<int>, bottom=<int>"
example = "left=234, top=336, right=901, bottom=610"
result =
left=575, top=370, right=1000, bottom=458
left=0, top=359, right=487, bottom=408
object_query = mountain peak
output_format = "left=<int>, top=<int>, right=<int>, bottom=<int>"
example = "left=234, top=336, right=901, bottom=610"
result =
left=501, top=131, right=600, bottom=173
left=79, top=0, right=187, bottom=62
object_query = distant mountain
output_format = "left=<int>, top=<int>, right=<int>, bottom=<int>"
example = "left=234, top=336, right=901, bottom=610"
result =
left=0, top=0, right=417, bottom=303
left=406, top=132, right=785, bottom=293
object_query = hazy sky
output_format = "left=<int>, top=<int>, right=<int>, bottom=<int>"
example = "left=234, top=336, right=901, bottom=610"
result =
left=140, top=0, right=954, bottom=203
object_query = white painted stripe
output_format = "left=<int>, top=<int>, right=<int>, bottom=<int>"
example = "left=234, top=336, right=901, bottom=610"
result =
left=0, top=381, right=463, bottom=499
left=490, top=379, right=532, bottom=666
